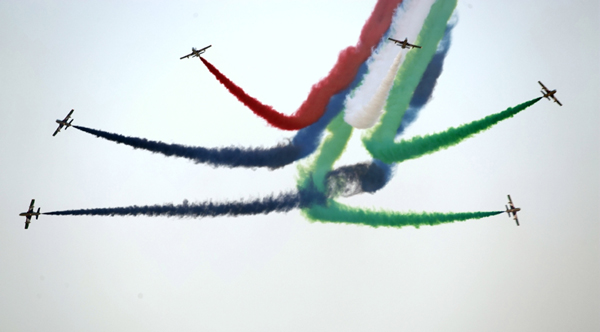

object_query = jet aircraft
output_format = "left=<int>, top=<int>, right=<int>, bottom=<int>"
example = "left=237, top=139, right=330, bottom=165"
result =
left=180, top=45, right=212, bottom=59
left=538, top=81, right=562, bottom=106
left=53, top=109, right=74, bottom=136
left=388, top=37, right=421, bottom=49
left=505, top=195, right=521, bottom=226
left=19, top=199, right=40, bottom=229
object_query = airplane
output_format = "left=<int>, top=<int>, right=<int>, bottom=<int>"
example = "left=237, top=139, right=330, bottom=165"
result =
left=538, top=81, right=562, bottom=106
left=505, top=195, right=521, bottom=226
left=180, top=45, right=212, bottom=59
left=19, top=199, right=40, bottom=229
left=388, top=37, right=421, bottom=49
left=53, top=109, right=74, bottom=136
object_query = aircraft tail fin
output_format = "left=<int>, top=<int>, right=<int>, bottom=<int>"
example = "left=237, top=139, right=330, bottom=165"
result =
left=505, top=205, right=510, bottom=216
left=36, top=208, right=40, bottom=219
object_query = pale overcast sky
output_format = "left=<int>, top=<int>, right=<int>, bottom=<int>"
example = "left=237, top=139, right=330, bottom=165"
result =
left=0, top=0, right=598, bottom=331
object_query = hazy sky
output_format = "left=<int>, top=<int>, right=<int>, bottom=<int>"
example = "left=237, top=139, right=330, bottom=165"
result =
left=0, top=0, right=598, bottom=331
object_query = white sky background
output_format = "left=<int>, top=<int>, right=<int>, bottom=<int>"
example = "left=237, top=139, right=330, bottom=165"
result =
left=0, top=0, right=598, bottom=331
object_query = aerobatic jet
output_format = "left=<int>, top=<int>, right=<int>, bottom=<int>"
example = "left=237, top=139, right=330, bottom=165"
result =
left=180, top=45, right=212, bottom=59
left=388, top=37, right=421, bottom=49
left=505, top=195, right=521, bottom=226
left=53, top=109, right=74, bottom=136
left=538, top=81, right=562, bottom=106
left=19, top=199, right=40, bottom=229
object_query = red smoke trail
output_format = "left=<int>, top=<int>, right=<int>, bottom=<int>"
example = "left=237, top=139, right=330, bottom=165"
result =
left=200, top=0, right=403, bottom=131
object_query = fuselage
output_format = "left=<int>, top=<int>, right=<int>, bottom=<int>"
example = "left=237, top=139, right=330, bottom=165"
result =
left=543, top=90, right=556, bottom=99
left=19, top=212, right=40, bottom=217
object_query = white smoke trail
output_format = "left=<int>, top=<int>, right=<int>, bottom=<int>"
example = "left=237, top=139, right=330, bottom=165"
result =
left=344, top=51, right=403, bottom=128
left=343, top=0, right=436, bottom=129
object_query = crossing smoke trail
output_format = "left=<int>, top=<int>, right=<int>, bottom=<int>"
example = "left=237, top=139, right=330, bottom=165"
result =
left=397, top=18, right=456, bottom=136
left=325, top=161, right=390, bottom=197
left=304, top=200, right=503, bottom=229
left=44, top=182, right=327, bottom=218
left=199, top=0, right=403, bottom=131
left=343, top=0, right=436, bottom=128
left=313, top=20, right=457, bottom=197
left=363, top=0, right=458, bottom=158
left=71, top=63, right=370, bottom=169
left=368, top=97, right=542, bottom=164
left=344, top=51, right=403, bottom=129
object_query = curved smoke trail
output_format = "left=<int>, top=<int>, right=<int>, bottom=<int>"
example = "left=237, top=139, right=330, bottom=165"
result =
left=366, top=97, right=543, bottom=164
left=71, top=62, right=370, bottom=170
left=363, top=0, right=457, bottom=155
left=396, top=17, right=456, bottom=136
left=343, top=0, right=436, bottom=128
left=325, top=161, right=390, bottom=197
left=344, top=51, right=403, bottom=129
left=304, top=200, right=503, bottom=229
left=326, top=19, right=457, bottom=196
left=74, top=125, right=301, bottom=169
left=199, top=0, right=403, bottom=130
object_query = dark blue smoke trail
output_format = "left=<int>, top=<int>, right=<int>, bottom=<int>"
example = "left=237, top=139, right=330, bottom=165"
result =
left=74, top=126, right=300, bottom=169
left=328, top=20, right=456, bottom=196
left=326, top=160, right=391, bottom=197
left=45, top=181, right=327, bottom=218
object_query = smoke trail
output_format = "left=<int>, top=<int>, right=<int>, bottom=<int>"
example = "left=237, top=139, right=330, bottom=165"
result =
left=325, top=20, right=456, bottom=197
left=397, top=18, right=456, bottom=136
left=199, top=0, right=404, bottom=131
left=325, top=161, right=390, bottom=197
left=363, top=0, right=457, bottom=154
left=369, top=97, right=542, bottom=164
left=304, top=200, right=503, bottom=229
left=344, top=51, right=403, bottom=129
left=71, top=62, right=369, bottom=170
left=343, top=0, right=436, bottom=127
left=303, top=17, right=457, bottom=197
left=74, top=125, right=300, bottom=169
left=45, top=182, right=327, bottom=218
left=304, top=113, right=353, bottom=193
left=292, top=62, right=368, bottom=158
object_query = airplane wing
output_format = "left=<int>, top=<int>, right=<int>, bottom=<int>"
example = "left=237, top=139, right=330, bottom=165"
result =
left=198, top=45, right=211, bottom=53
left=53, top=124, right=64, bottom=136
left=25, top=217, right=31, bottom=229
left=388, top=37, right=401, bottom=43
left=514, top=215, right=520, bottom=226
left=64, top=109, right=74, bottom=121
left=180, top=53, right=193, bottom=60
left=538, top=81, right=548, bottom=91
left=552, top=96, right=562, bottom=106
left=409, top=43, right=422, bottom=49
left=28, top=199, right=35, bottom=213
left=507, top=195, right=513, bottom=205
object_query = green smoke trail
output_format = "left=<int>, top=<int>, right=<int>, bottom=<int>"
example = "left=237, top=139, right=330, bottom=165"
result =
left=363, top=0, right=457, bottom=154
left=304, top=200, right=503, bottom=229
left=370, top=97, right=543, bottom=164
left=298, top=112, right=353, bottom=193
